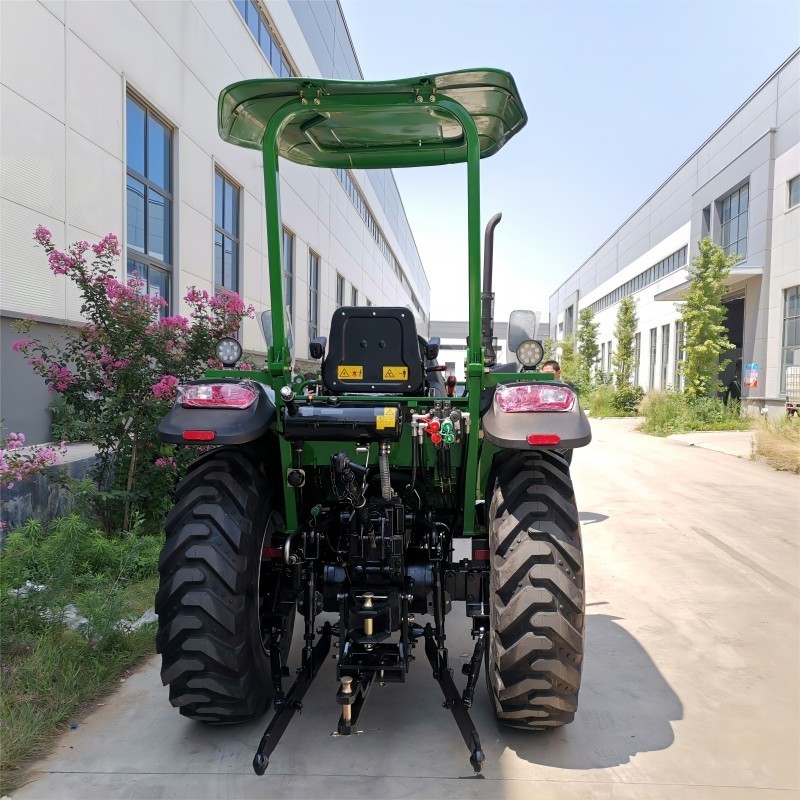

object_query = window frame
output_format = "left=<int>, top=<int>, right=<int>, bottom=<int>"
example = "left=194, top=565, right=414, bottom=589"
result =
left=213, top=170, right=241, bottom=296
left=351, top=286, right=358, bottom=306
left=781, top=285, right=800, bottom=393
left=661, top=323, right=670, bottom=389
left=634, top=331, right=641, bottom=386
left=336, top=273, right=345, bottom=307
left=789, top=175, right=800, bottom=211
left=649, top=328, right=657, bottom=389
left=282, top=228, right=294, bottom=324
left=125, top=91, right=174, bottom=316
left=719, top=183, right=749, bottom=259
left=308, top=250, right=320, bottom=342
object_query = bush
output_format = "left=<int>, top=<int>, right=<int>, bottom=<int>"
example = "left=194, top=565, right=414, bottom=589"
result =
left=10, top=228, right=256, bottom=532
left=638, top=391, right=750, bottom=436
left=753, top=415, right=800, bottom=473
left=612, top=384, right=645, bottom=415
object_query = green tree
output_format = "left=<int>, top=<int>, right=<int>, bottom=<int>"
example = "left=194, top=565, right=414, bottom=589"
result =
left=677, top=238, right=737, bottom=399
left=557, top=335, right=578, bottom=382
left=576, top=308, right=600, bottom=389
left=542, top=337, right=557, bottom=362
left=611, top=296, right=638, bottom=387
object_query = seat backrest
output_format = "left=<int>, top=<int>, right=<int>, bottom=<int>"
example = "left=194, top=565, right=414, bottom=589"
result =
left=322, top=307, right=423, bottom=395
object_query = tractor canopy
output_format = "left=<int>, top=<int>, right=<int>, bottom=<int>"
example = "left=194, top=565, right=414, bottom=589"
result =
left=217, top=68, right=527, bottom=169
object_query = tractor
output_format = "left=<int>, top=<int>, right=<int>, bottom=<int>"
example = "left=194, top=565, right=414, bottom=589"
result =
left=155, top=68, right=591, bottom=774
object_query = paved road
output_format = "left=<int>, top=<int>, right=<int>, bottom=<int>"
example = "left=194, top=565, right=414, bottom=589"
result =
left=12, top=419, right=800, bottom=799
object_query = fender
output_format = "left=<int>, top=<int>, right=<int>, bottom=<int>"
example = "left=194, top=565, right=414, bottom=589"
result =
left=157, top=379, right=276, bottom=445
left=481, top=383, right=592, bottom=450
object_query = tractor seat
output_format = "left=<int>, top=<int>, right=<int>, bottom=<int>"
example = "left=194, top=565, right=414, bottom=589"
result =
left=321, top=307, right=424, bottom=395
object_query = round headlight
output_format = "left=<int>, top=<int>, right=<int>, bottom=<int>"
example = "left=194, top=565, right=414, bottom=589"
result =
left=216, top=337, right=242, bottom=367
left=516, top=339, right=544, bottom=369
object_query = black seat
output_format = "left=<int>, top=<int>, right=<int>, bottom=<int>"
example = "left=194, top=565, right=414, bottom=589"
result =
left=322, top=307, right=424, bottom=395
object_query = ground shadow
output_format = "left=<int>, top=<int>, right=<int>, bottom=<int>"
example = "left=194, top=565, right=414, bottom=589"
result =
left=501, top=614, right=682, bottom=770
left=579, top=511, right=608, bottom=525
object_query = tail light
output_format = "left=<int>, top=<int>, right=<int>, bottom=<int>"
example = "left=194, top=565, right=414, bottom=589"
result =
left=495, top=383, right=575, bottom=413
left=181, top=383, right=258, bottom=409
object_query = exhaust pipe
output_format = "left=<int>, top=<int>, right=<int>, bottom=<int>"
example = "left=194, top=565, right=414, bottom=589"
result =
left=481, top=213, right=502, bottom=367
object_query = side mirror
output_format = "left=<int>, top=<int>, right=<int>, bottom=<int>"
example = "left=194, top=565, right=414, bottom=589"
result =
left=260, top=308, right=294, bottom=353
left=507, top=310, right=538, bottom=354
left=309, top=336, right=327, bottom=360
left=424, top=336, right=440, bottom=360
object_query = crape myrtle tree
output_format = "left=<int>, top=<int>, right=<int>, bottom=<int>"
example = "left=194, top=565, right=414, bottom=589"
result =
left=677, top=238, right=737, bottom=399
left=12, top=228, right=255, bottom=532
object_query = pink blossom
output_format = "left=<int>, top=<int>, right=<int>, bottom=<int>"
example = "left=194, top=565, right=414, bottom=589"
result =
left=48, top=250, right=73, bottom=276
left=91, top=233, right=120, bottom=258
left=12, top=339, right=34, bottom=352
left=33, top=226, right=52, bottom=246
left=151, top=375, right=180, bottom=400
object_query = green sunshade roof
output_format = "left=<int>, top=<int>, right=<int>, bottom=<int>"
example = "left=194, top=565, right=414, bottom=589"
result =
left=218, top=69, right=527, bottom=169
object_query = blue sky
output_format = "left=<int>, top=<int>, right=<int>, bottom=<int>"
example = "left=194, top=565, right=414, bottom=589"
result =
left=339, top=0, right=799, bottom=323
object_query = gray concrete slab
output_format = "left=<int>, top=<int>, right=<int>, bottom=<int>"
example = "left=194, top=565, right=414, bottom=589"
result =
left=11, top=418, right=800, bottom=799
left=668, top=428, right=755, bottom=459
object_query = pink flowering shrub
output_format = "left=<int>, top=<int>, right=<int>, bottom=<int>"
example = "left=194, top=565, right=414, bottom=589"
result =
left=0, top=432, right=67, bottom=490
left=11, top=228, right=256, bottom=532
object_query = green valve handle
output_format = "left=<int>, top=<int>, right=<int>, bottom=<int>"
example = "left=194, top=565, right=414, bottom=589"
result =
left=441, top=420, right=454, bottom=435
left=444, top=433, right=455, bottom=445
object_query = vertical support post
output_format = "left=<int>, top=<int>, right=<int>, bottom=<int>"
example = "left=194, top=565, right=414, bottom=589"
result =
left=438, top=99, right=483, bottom=535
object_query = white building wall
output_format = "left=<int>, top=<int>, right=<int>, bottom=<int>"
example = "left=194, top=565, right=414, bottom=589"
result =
left=1, top=0, right=429, bottom=439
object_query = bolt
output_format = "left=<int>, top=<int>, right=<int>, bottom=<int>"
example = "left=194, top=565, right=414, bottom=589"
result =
left=313, top=98, right=320, bottom=105
left=416, top=95, right=424, bottom=103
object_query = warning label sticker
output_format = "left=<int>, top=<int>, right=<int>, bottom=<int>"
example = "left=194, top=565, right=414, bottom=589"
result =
left=337, top=365, right=363, bottom=380
left=382, top=366, right=408, bottom=381
left=376, top=407, right=398, bottom=430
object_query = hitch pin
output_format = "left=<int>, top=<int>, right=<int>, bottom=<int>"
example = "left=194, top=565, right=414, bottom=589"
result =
left=340, top=676, right=353, bottom=724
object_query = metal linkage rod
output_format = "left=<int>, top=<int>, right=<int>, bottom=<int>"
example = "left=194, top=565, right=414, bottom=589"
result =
left=252, top=622, right=332, bottom=775
left=423, top=625, right=485, bottom=774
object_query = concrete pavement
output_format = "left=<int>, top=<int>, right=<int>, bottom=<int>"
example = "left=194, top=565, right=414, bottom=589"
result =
left=11, top=418, right=800, bottom=799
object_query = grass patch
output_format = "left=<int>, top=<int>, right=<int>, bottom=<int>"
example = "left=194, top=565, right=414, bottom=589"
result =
left=638, top=391, right=751, bottom=437
left=0, top=515, right=161, bottom=791
left=753, top=415, right=800, bottom=473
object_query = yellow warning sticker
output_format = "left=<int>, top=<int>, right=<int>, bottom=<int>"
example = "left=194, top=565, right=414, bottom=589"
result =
left=376, top=407, right=398, bottom=430
left=337, top=365, right=363, bottom=380
left=382, top=366, right=408, bottom=381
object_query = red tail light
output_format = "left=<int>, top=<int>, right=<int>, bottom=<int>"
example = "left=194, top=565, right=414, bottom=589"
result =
left=182, top=430, right=216, bottom=441
left=495, top=383, right=575, bottom=412
left=181, top=383, right=257, bottom=409
left=527, top=434, right=561, bottom=445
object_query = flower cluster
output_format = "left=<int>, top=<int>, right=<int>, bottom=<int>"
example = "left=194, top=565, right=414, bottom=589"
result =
left=0, top=432, right=67, bottom=490
left=151, top=375, right=180, bottom=400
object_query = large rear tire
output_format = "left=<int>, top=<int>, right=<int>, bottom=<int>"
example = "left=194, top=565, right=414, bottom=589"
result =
left=155, top=447, right=294, bottom=722
left=487, top=449, right=585, bottom=729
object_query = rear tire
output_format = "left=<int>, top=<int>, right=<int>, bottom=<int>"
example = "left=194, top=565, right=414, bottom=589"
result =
left=155, top=447, right=294, bottom=723
left=487, top=449, right=585, bottom=729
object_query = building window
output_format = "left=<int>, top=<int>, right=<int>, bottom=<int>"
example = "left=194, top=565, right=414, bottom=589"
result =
left=600, top=342, right=605, bottom=376
left=587, top=246, right=687, bottom=316
left=308, top=251, right=319, bottom=341
left=649, top=328, right=657, bottom=389
left=234, top=0, right=294, bottom=77
left=781, top=285, right=800, bottom=393
left=661, top=324, right=670, bottom=388
left=565, top=305, right=574, bottom=337
left=336, top=273, right=345, bottom=307
left=214, top=172, right=239, bottom=294
left=606, top=340, right=612, bottom=373
left=634, top=331, right=641, bottom=386
left=366, top=298, right=372, bottom=307
left=126, top=93, right=173, bottom=315
left=282, top=228, right=294, bottom=321
left=674, top=321, right=685, bottom=390
left=720, top=184, right=748, bottom=259
left=351, top=286, right=358, bottom=306
left=789, top=176, right=800, bottom=210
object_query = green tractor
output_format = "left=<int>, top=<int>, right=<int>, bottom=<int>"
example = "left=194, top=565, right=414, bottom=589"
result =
left=155, top=68, right=591, bottom=774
